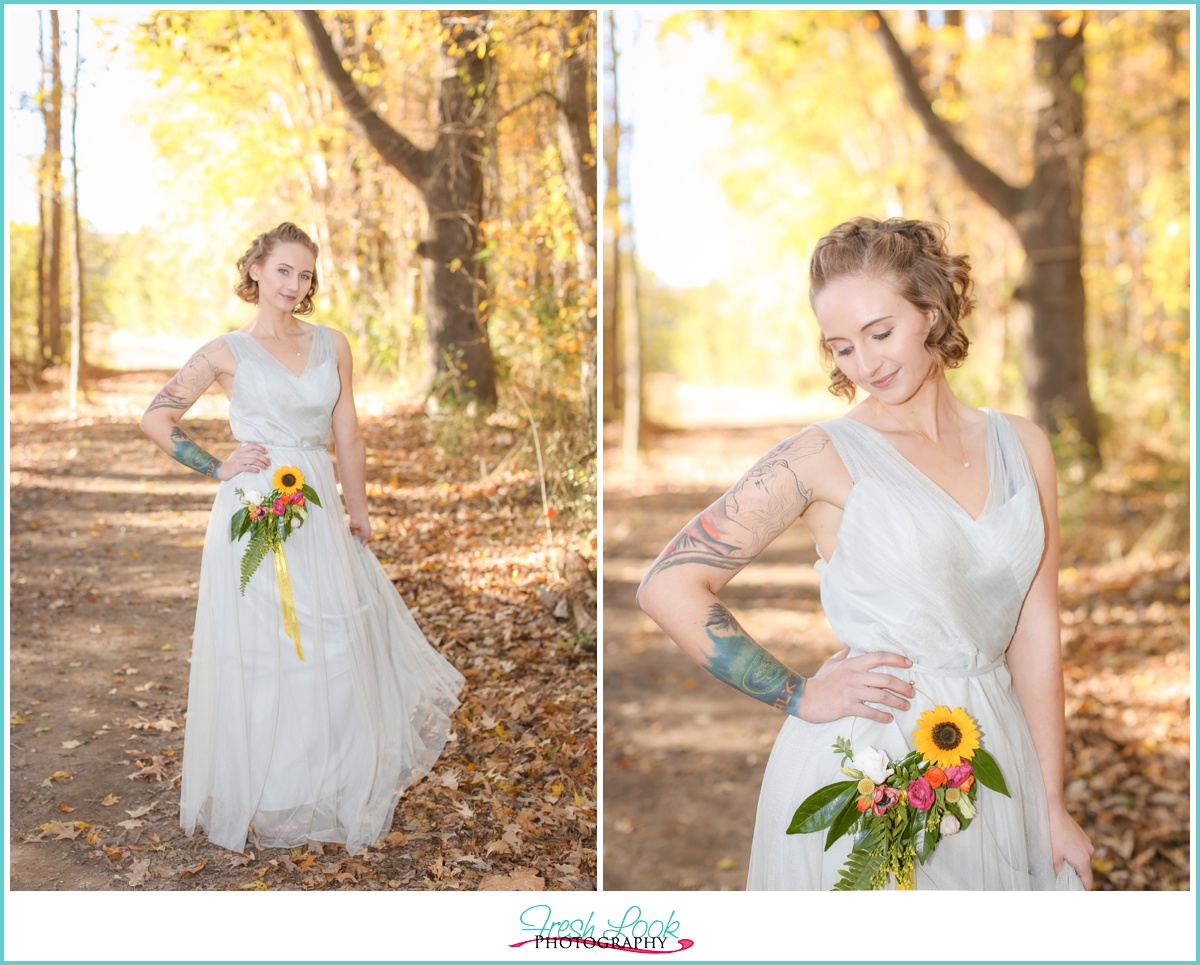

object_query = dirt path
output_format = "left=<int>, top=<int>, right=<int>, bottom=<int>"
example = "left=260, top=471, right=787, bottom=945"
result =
left=9, top=373, right=597, bottom=891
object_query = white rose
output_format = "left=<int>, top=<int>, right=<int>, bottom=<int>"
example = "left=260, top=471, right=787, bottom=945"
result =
left=940, top=813, right=961, bottom=836
left=849, top=747, right=894, bottom=786
left=289, top=516, right=301, bottom=528
left=243, top=489, right=264, bottom=506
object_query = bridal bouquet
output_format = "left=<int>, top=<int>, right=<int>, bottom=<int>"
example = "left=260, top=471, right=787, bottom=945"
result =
left=787, top=706, right=1009, bottom=890
left=230, top=466, right=322, bottom=659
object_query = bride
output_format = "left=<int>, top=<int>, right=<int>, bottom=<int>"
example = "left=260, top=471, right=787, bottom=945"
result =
left=140, top=222, right=463, bottom=854
left=637, top=216, right=1093, bottom=890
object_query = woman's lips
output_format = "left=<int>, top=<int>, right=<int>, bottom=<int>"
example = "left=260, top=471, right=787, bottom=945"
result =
left=871, top=371, right=897, bottom=389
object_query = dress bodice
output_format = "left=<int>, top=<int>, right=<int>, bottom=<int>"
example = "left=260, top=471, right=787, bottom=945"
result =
left=815, top=408, right=1044, bottom=673
left=223, top=326, right=340, bottom=448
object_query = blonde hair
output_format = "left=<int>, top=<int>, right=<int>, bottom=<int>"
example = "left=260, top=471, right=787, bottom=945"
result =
left=809, top=217, right=974, bottom=403
left=234, top=222, right=320, bottom=316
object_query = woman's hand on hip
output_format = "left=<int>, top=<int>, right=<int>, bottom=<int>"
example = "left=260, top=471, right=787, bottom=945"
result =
left=216, top=443, right=270, bottom=481
left=799, top=647, right=915, bottom=724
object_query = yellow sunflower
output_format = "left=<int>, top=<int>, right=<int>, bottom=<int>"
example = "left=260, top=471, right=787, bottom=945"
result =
left=272, top=466, right=305, bottom=496
left=912, top=705, right=980, bottom=768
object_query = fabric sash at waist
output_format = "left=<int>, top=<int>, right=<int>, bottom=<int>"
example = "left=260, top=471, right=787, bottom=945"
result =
left=907, top=653, right=1006, bottom=678
left=855, top=650, right=1006, bottom=678
left=250, top=442, right=330, bottom=452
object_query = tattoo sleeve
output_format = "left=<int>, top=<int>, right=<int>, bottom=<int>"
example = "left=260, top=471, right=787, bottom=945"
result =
left=641, top=428, right=828, bottom=586
left=702, top=603, right=804, bottom=716
left=168, top=426, right=221, bottom=478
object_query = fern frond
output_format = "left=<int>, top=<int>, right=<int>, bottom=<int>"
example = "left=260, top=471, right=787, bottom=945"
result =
left=238, top=532, right=270, bottom=594
left=832, top=845, right=888, bottom=891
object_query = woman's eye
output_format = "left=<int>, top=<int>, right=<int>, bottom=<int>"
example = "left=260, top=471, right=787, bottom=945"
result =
left=836, top=346, right=852, bottom=358
left=872, top=330, right=893, bottom=341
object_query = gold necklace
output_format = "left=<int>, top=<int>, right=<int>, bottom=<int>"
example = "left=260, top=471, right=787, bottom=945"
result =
left=256, top=331, right=304, bottom=356
left=886, top=402, right=970, bottom=468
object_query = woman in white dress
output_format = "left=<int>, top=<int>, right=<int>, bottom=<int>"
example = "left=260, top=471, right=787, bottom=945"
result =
left=637, top=217, right=1093, bottom=889
left=141, top=223, right=463, bottom=855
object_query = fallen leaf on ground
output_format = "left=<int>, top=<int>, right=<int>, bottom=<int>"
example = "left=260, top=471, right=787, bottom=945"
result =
left=478, top=869, right=544, bottom=891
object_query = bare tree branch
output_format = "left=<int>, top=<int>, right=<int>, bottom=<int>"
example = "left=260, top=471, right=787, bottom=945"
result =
left=295, top=9, right=433, bottom=188
left=869, top=10, right=1023, bottom=223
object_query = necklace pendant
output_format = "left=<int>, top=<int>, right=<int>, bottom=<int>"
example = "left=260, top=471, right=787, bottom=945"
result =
left=963, top=461, right=970, bottom=468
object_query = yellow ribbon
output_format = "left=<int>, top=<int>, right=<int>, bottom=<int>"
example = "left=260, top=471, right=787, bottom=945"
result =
left=273, top=544, right=303, bottom=660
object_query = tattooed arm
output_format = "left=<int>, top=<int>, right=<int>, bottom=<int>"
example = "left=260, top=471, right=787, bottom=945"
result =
left=637, top=426, right=913, bottom=723
left=140, top=337, right=267, bottom=481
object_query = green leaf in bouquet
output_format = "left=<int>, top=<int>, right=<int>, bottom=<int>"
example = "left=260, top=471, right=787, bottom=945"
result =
left=915, top=814, right=939, bottom=864
left=787, top=780, right=857, bottom=835
left=301, top=483, right=322, bottom=508
left=230, top=507, right=250, bottom=542
left=824, top=790, right=865, bottom=851
left=832, top=736, right=854, bottom=764
left=239, top=531, right=270, bottom=594
left=969, top=747, right=1010, bottom=796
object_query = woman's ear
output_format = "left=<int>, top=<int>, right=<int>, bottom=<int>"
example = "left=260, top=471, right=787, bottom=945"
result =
left=249, top=263, right=260, bottom=282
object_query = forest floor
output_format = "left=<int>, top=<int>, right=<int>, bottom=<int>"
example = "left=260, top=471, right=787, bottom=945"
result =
left=602, top=421, right=1191, bottom=892
left=9, top=370, right=596, bottom=892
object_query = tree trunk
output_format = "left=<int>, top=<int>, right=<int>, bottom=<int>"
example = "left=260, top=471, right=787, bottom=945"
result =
left=36, top=14, right=48, bottom=372
left=620, top=244, right=642, bottom=470
left=555, top=10, right=597, bottom=442
left=872, top=10, right=1100, bottom=454
left=602, top=11, right=621, bottom=421
left=46, top=11, right=64, bottom=365
left=296, top=8, right=497, bottom=408
left=556, top=10, right=597, bottom=275
left=1015, top=18, right=1097, bottom=451
left=68, top=11, right=84, bottom=414
left=419, top=11, right=496, bottom=406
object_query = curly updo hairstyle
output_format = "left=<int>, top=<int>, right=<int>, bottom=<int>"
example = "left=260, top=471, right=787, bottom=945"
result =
left=809, top=217, right=974, bottom=403
left=234, top=222, right=320, bottom=316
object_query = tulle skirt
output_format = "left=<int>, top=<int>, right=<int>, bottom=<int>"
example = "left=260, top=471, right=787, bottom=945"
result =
left=180, top=445, right=464, bottom=855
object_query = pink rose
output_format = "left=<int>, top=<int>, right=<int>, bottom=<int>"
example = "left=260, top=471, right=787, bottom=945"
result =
left=870, top=785, right=900, bottom=817
left=945, top=762, right=973, bottom=788
left=290, top=492, right=305, bottom=506
left=272, top=499, right=287, bottom=516
left=906, top=776, right=935, bottom=811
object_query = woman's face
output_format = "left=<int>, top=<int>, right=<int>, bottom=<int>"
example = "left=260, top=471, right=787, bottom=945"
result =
left=249, top=241, right=315, bottom=313
left=814, top=274, right=936, bottom=404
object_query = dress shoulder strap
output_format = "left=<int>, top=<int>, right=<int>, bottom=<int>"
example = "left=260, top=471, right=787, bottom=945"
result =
left=810, top=417, right=877, bottom=482
left=220, top=330, right=251, bottom=361
left=983, top=408, right=1037, bottom=502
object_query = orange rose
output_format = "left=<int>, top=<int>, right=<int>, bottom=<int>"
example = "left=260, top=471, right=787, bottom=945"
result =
left=925, top=766, right=947, bottom=788
left=856, top=796, right=872, bottom=812
left=961, top=774, right=975, bottom=792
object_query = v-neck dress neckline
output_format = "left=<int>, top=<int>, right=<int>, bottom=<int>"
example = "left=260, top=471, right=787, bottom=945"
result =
left=233, top=326, right=321, bottom=379
left=840, top=407, right=996, bottom=522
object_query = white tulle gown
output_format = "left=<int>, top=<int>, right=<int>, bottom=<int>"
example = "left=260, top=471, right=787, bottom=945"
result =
left=746, top=409, right=1083, bottom=890
left=180, top=325, right=464, bottom=855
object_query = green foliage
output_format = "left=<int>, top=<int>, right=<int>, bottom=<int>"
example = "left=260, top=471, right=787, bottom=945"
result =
left=238, top=530, right=270, bottom=594
left=970, top=747, right=1010, bottom=796
left=787, top=779, right=856, bottom=834
left=831, top=822, right=886, bottom=891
